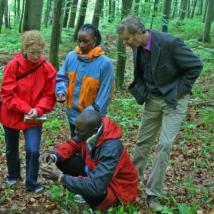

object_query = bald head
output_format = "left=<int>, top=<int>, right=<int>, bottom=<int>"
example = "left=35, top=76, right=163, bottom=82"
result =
left=76, top=110, right=101, bottom=128
left=75, top=110, right=102, bottom=141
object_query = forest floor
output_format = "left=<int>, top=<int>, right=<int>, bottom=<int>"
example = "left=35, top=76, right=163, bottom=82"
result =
left=0, top=27, right=214, bottom=214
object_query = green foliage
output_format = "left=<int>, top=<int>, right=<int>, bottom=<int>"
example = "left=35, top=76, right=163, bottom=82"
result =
left=0, top=187, right=14, bottom=204
left=0, top=29, right=21, bottom=54
left=181, top=176, right=199, bottom=196
left=48, top=184, right=89, bottom=213
left=177, top=203, right=195, bottom=214
left=108, top=97, right=141, bottom=137
left=154, top=205, right=174, bottom=214
left=94, top=203, right=138, bottom=214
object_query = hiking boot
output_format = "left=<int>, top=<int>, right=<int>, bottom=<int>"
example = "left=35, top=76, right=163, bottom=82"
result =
left=147, top=196, right=161, bottom=210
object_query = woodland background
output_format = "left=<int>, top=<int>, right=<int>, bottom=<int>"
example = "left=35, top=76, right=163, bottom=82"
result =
left=0, top=0, right=213, bottom=213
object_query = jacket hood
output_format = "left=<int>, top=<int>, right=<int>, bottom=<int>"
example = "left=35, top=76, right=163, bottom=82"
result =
left=96, top=117, right=122, bottom=147
left=14, top=52, right=45, bottom=70
left=75, top=46, right=104, bottom=60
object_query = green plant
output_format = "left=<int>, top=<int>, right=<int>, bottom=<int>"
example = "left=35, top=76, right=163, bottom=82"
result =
left=177, top=203, right=195, bottom=214
left=0, top=187, right=14, bottom=204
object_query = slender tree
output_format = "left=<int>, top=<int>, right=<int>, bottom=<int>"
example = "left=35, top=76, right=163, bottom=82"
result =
left=203, top=0, right=208, bottom=23
left=150, top=0, right=159, bottom=29
left=4, top=0, right=10, bottom=29
left=187, top=0, right=191, bottom=18
left=49, top=0, right=64, bottom=69
left=190, top=0, right=197, bottom=18
left=68, top=0, right=78, bottom=28
left=92, top=0, right=104, bottom=28
left=179, top=0, right=188, bottom=21
left=108, top=0, right=112, bottom=22
left=162, top=0, right=172, bottom=32
left=116, top=0, right=133, bottom=89
left=197, top=0, right=203, bottom=15
left=44, top=0, right=53, bottom=28
left=203, top=0, right=214, bottom=42
left=17, top=0, right=21, bottom=20
left=0, top=0, right=6, bottom=33
left=63, top=0, right=72, bottom=28
left=23, top=0, right=43, bottom=31
left=134, top=0, right=140, bottom=15
left=172, top=0, right=178, bottom=18
left=72, top=0, right=88, bottom=41
left=18, top=0, right=25, bottom=33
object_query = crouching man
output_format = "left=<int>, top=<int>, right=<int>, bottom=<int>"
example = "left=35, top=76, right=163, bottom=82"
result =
left=41, top=110, right=138, bottom=212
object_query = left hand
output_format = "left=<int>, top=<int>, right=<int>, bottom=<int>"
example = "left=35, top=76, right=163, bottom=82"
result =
left=41, top=164, right=63, bottom=181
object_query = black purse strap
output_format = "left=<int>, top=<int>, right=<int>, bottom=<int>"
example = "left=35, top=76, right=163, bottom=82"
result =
left=16, top=59, right=46, bottom=81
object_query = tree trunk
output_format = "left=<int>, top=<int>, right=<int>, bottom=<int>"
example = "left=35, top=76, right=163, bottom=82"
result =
left=68, top=0, right=78, bottom=28
left=112, top=0, right=116, bottom=20
left=23, top=0, right=43, bottom=31
left=179, top=0, right=188, bottom=20
left=172, top=0, right=178, bottom=18
left=63, top=0, right=71, bottom=28
left=197, top=0, right=203, bottom=15
left=49, top=0, right=65, bottom=70
left=202, top=0, right=214, bottom=42
left=150, top=0, right=159, bottom=29
left=203, top=0, right=208, bottom=23
left=72, top=0, right=88, bottom=41
left=4, top=0, right=10, bottom=28
left=116, top=0, right=133, bottom=90
left=190, top=0, right=197, bottom=18
left=162, top=0, right=172, bottom=32
left=17, top=0, right=20, bottom=19
left=44, top=0, right=53, bottom=28
left=134, top=0, right=140, bottom=15
left=0, top=0, right=6, bottom=33
left=18, top=0, right=25, bottom=33
left=108, top=0, right=112, bottom=22
left=92, top=0, right=104, bottom=28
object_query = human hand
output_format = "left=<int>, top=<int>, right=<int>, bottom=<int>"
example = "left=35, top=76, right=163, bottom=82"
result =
left=27, top=108, right=38, bottom=118
left=41, top=153, right=57, bottom=164
left=57, top=94, right=66, bottom=103
left=41, top=164, right=63, bottom=182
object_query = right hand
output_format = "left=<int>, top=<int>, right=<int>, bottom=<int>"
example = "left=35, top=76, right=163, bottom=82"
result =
left=41, top=153, right=57, bottom=164
left=57, top=94, right=66, bottom=103
left=27, top=108, right=38, bottom=118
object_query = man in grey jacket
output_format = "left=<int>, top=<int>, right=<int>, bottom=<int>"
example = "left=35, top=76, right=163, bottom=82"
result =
left=117, top=16, right=203, bottom=209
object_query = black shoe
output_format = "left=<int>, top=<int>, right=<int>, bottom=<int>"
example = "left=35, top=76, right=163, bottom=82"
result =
left=26, top=185, right=44, bottom=193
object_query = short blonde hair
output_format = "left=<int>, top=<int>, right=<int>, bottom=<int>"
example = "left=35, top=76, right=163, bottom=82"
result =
left=22, top=30, right=45, bottom=51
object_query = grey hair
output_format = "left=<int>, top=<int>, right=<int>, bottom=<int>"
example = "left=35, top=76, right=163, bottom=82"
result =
left=117, top=16, right=145, bottom=34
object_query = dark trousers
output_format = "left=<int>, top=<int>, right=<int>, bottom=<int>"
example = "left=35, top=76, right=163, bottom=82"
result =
left=69, top=123, right=76, bottom=138
left=4, top=126, right=42, bottom=190
left=57, top=154, right=106, bottom=209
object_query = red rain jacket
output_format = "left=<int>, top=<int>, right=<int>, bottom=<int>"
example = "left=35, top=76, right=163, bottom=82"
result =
left=0, top=52, right=56, bottom=130
left=55, top=117, right=138, bottom=211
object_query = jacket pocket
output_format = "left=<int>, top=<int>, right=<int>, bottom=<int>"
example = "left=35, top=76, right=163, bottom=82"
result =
left=128, top=81, right=148, bottom=105
left=78, top=76, right=100, bottom=111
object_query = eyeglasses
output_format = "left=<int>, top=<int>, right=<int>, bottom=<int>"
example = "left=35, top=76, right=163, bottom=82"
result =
left=27, top=51, right=42, bottom=56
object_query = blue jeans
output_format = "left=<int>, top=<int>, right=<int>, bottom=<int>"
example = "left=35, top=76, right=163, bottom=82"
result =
left=4, top=126, right=42, bottom=190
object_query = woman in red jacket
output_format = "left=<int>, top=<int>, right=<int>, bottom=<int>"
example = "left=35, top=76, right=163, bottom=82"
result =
left=0, top=30, right=56, bottom=193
